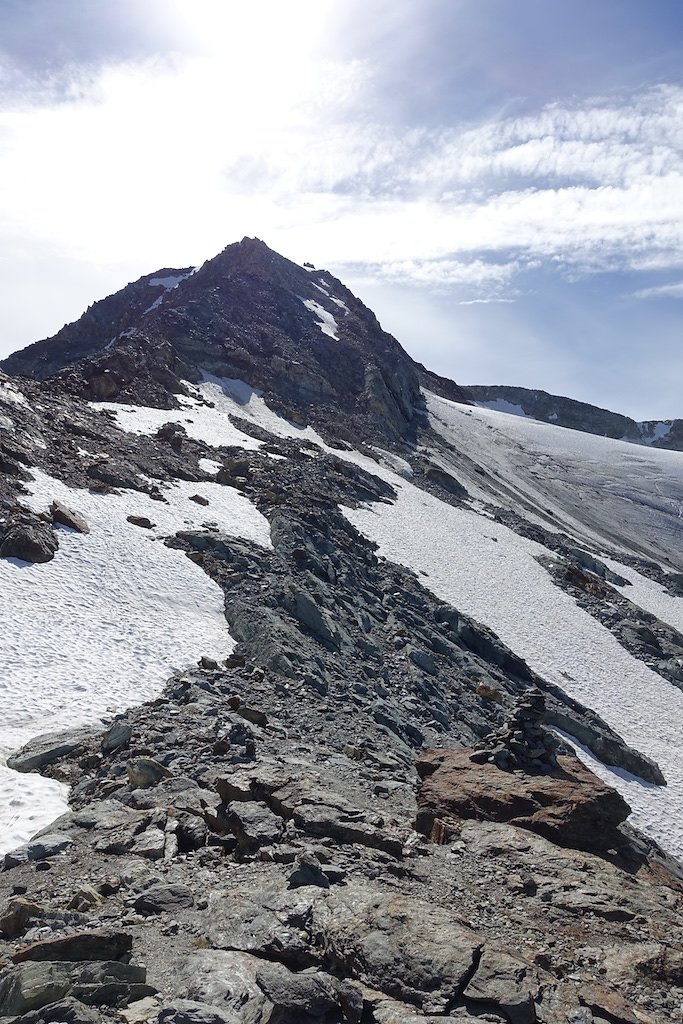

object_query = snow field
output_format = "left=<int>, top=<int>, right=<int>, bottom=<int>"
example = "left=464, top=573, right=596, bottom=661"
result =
left=344, top=474, right=683, bottom=860
left=0, top=469, right=271, bottom=853
left=426, top=391, right=683, bottom=565
left=93, top=374, right=327, bottom=452
left=603, top=558, right=683, bottom=636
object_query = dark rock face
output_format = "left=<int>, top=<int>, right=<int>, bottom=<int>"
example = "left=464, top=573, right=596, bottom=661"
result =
left=467, top=383, right=683, bottom=451
left=1, top=239, right=428, bottom=444
left=415, top=747, right=631, bottom=852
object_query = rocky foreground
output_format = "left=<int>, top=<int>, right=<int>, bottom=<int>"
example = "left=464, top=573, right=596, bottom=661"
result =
left=1, top=658, right=682, bottom=1024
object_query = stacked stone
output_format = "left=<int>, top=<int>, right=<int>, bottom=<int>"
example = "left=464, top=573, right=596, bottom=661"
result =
left=470, top=690, right=560, bottom=773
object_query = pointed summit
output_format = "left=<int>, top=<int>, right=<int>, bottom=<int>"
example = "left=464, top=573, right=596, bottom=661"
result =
left=1, top=239, right=471, bottom=443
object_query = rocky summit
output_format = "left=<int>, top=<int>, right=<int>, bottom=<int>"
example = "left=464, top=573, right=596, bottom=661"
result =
left=0, top=240, right=682, bottom=1024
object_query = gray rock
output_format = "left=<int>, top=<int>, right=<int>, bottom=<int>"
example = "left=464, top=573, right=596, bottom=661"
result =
left=287, top=853, right=330, bottom=890
left=463, top=948, right=538, bottom=1024
left=7, top=729, right=94, bottom=773
left=133, top=884, right=194, bottom=916
left=0, top=961, right=150, bottom=1016
left=225, top=801, right=283, bottom=856
left=102, top=721, right=132, bottom=753
left=8, top=995, right=103, bottom=1024
left=254, top=961, right=339, bottom=1020
left=206, top=889, right=315, bottom=968
left=180, top=950, right=339, bottom=1024
left=157, top=999, right=238, bottom=1024
left=50, top=500, right=90, bottom=534
left=285, top=588, right=340, bottom=647
left=130, top=827, right=166, bottom=860
left=311, top=881, right=482, bottom=1012
left=0, top=515, right=58, bottom=563
left=407, top=647, right=438, bottom=676
left=3, top=833, right=73, bottom=870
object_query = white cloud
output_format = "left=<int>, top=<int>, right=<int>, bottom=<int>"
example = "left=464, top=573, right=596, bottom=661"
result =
left=631, top=280, right=683, bottom=300
left=2, top=13, right=683, bottom=356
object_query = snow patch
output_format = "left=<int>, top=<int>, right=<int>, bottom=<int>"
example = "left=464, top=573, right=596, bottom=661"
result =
left=638, top=421, right=673, bottom=445
left=0, top=382, right=28, bottom=407
left=198, top=457, right=223, bottom=476
left=301, top=298, right=340, bottom=340
left=0, top=469, right=271, bottom=854
left=148, top=270, right=196, bottom=290
left=475, top=399, right=528, bottom=417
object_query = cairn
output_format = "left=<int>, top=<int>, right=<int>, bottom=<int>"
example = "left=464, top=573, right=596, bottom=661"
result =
left=470, top=689, right=560, bottom=773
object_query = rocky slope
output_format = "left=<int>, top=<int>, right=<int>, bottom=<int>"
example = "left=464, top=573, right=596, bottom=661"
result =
left=467, top=384, right=683, bottom=452
left=1, top=239, right=469, bottom=446
left=0, top=242, right=682, bottom=1024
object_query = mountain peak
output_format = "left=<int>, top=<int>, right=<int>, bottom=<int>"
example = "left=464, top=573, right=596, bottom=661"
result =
left=2, top=239, right=471, bottom=445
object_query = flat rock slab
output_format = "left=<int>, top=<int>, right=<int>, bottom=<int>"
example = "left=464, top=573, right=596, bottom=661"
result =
left=7, top=729, right=96, bottom=773
left=12, top=929, right=132, bottom=964
left=0, top=960, right=151, bottom=1016
left=415, top=749, right=630, bottom=852
left=3, top=833, right=73, bottom=870
left=133, top=884, right=194, bottom=916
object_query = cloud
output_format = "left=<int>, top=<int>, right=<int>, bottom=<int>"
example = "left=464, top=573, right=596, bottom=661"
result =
left=630, top=280, right=683, bottom=300
left=2, top=6, right=683, bottom=348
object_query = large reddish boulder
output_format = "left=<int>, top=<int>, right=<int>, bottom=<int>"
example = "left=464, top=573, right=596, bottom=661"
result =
left=415, top=748, right=631, bottom=853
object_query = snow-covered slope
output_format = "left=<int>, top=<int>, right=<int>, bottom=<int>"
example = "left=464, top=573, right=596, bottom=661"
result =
left=426, top=392, right=683, bottom=572
left=0, top=464, right=270, bottom=851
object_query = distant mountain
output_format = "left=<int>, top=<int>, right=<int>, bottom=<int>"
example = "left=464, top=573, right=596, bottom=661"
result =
left=468, top=383, right=683, bottom=451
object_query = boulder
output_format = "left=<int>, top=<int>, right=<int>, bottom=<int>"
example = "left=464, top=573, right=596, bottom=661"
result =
left=0, top=960, right=152, bottom=1016
left=311, top=881, right=482, bottom=1012
left=223, top=801, right=283, bottom=856
left=0, top=515, right=58, bottom=563
left=8, top=729, right=95, bottom=773
left=180, top=950, right=339, bottom=1024
left=101, top=721, right=132, bottom=753
left=205, top=889, right=315, bottom=968
left=415, top=749, right=631, bottom=853
left=463, top=948, right=539, bottom=1024
left=50, top=500, right=90, bottom=534
left=0, top=898, right=43, bottom=939
left=133, top=884, right=194, bottom=916
left=8, top=995, right=103, bottom=1024
left=3, top=833, right=73, bottom=870
left=127, top=515, right=155, bottom=529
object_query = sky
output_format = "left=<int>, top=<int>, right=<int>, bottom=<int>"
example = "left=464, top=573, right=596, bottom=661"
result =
left=1, top=0, right=683, bottom=419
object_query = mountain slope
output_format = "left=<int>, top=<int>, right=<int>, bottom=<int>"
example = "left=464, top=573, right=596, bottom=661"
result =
left=2, top=238, right=469, bottom=444
left=468, top=383, right=683, bottom=451
left=1, top=242, right=683, bottom=1023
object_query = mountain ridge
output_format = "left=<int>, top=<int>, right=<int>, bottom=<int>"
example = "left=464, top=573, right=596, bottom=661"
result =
left=468, top=383, right=683, bottom=451
left=0, top=240, right=683, bottom=1023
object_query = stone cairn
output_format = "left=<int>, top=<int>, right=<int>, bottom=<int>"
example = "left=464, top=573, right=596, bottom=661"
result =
left=470, top=689, right=560, bottom=773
